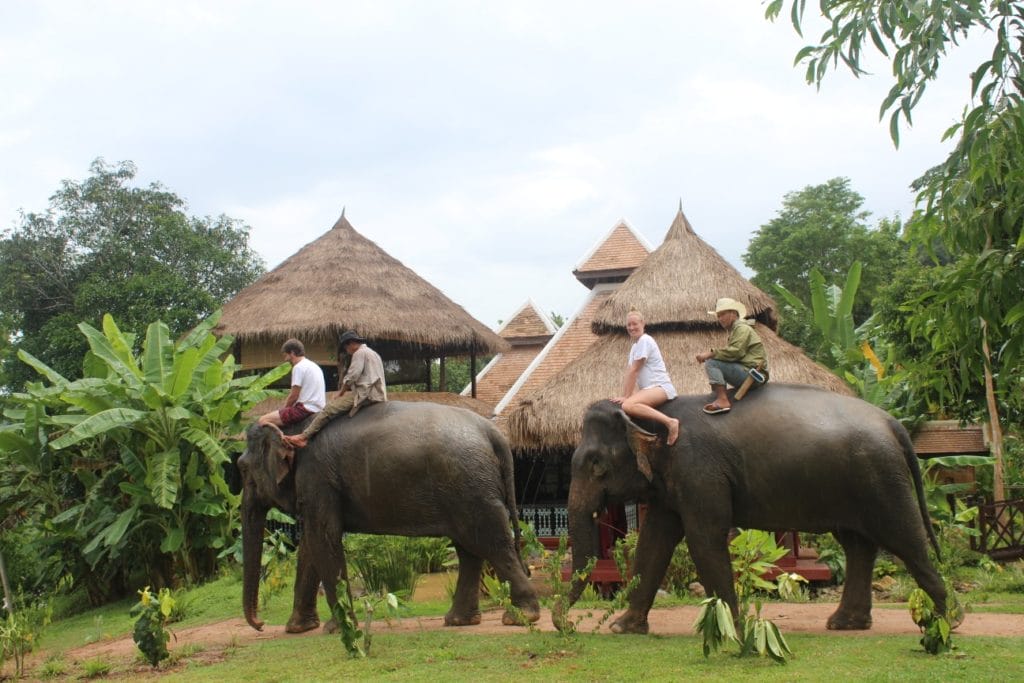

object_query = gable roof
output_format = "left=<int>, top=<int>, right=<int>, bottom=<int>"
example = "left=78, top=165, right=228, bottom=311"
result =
left=214, top=212, right=507, bottom=355
left=572, top=218, right=652, bottom=288
left=463, top=300, right=556, bottom=409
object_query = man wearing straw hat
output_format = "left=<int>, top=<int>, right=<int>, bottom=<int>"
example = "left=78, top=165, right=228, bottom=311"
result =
left=694, top=297, right=768, bottom=415
left=282, top=330, right=387, bottom=449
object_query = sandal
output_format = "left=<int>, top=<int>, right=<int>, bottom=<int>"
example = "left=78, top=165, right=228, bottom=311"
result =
left=703, top=403, right=731, bottom=415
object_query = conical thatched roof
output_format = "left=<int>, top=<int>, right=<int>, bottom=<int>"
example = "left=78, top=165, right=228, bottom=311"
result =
left=591, top=207, right=778, bottom=333
left=501, top=205, right=851, bottom=451
left=214, top=213, right=507, bottom=355
left=504, top=327, right=851, bottom=450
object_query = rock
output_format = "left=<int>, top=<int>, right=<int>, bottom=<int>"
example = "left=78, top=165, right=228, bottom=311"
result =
left=872, top=575, right=897, bottom=593
left=688, top=582, right=706, bottom=598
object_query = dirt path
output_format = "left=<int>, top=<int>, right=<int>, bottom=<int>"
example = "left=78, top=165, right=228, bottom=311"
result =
left=54, top=602, right=1024, bottom=670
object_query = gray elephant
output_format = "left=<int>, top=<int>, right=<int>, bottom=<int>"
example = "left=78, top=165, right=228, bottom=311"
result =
left=239, top=400, right=540, bottom=632
left=564, top=384, right=947, bottom=634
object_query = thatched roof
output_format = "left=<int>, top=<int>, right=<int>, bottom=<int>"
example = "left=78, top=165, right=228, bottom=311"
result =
left=503, top=327, right=851, bottom=451
left=214, top=213, right=507, bottom=356
left=591, top=207, right=778, bottom=333
left=245, top=391, right=494, bottom=420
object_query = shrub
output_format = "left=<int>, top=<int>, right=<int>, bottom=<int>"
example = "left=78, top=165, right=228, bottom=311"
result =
left=345, top=535, right=425, bottom=597
left=130, top=586, right=175, bottom=667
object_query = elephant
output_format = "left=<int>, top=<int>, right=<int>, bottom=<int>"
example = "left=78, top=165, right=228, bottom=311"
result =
left=563, top=383, right=947, bottom=634
left=238, top=400, right=540, bottom=633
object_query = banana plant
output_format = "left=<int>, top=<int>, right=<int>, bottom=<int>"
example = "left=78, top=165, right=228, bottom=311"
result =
left=2, top=311, right=288, bottom=599
left=775, top=261, right=863, bottom=368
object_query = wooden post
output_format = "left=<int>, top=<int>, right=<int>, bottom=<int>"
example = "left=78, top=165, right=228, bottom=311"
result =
left=439, top=354, right=447, bottom=393
left=471, top=350, right=478, bottom=398
left=734, top=363, right=764, bottom=401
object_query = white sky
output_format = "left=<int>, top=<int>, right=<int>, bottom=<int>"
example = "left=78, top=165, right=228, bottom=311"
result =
left=0, top=1, right=990, bottom=328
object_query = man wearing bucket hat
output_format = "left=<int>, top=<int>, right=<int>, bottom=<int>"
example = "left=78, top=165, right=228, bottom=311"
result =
left=282, top=329, right=387, bottom=449
left=694, top=297, right=768, bottom=415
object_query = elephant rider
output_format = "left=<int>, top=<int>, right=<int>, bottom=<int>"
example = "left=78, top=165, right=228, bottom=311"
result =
left=611, top=309, right=680, bottom=446
left=257, top=338, right=326, bottom=427
left=694, top=297, right=768, bottom=415
left=282, top=330, right=387, bottom=449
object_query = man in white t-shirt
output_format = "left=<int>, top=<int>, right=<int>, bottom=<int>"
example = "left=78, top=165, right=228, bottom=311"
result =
left=257, top=338, right=326, bottom=427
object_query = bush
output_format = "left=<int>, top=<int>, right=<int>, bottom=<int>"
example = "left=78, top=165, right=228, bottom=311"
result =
left=345, top=535, right=431, bottom=597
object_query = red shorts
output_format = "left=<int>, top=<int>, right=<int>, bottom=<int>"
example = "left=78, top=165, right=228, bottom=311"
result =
left=278, top=402, right=313, bottom=426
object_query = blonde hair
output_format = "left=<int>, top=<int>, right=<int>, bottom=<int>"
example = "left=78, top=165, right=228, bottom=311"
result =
left=626, top=309, right=644, bottom=322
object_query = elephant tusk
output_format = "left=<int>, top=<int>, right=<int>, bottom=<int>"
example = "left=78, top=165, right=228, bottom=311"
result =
left=592, top=511, right=598, bottom=519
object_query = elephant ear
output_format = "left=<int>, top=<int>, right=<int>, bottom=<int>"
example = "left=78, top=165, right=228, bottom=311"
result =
left=620, top=410, right=658, bottom=482
left=265, top=424, right=295, bottom=484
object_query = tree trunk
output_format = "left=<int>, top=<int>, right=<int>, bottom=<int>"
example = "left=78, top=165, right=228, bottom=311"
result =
left=981, top=320, right=1006, bottom=502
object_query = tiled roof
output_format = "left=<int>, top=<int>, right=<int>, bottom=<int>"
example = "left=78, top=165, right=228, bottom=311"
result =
left=497, top=300, right=557, bottom=340
left=495, top=285, right=616, bottom=415
left=912, top=421, right=989, bottom=455
left=469, top=345, right=547, bottom=408
left=573, top=220, right=651, bottom=279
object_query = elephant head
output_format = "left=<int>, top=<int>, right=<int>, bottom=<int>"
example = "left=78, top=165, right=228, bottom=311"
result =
left=237, top=423, right=298, bottom=631
left=566, top=401, right=660, bottom=604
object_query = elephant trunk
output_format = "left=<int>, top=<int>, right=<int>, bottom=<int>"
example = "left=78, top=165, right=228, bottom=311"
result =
left=566, top=487, right=601, bottom=607
left=242, top=496, right=267, bottom=631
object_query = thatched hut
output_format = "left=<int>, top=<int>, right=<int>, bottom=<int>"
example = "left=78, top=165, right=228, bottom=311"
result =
left=214, top=211, right=507, bottom=394
left=504, top=207, right=850, bottom=451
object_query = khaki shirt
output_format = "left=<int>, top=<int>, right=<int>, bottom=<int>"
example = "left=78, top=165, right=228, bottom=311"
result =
left=342, top=344, right=387, bottom=412
left=713, top=319, right=768, bottom=373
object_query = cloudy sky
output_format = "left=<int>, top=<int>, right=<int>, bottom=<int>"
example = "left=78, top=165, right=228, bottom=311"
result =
left=1, top=2, right=988, bottom=328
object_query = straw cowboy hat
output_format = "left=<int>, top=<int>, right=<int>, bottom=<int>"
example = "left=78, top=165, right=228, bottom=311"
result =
left=708, top=297, right=747, bottom=319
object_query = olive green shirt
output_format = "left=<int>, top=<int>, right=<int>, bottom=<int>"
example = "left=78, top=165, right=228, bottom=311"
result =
left=712, top=319, right=768, bottom=372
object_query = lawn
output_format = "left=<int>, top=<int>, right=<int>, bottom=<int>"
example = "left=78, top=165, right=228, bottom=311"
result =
left=17, top=565, right=1024, bottom=681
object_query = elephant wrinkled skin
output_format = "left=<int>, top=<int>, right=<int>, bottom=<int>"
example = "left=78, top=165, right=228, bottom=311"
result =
left=565, top=384, right=947, bottom=634
left=239, top=401, right=540, bottom=633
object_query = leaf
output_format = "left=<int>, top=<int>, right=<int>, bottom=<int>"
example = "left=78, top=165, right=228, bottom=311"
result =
left=103, top=506, right=139, bottom=548
left=147, top=450, right=181, bottom=509
left=17, top=349, right=72, bottom=387
left=142, top=321, right=173, bottom=386
left=179, top=310, right=223, bottom=350
left=168, top=347, right=201, bottom=398
left=161, top=528, right=185, bottom=553
left=50, top=408, right=148, bottom=449
left=78, top=321, right=143, bottom=388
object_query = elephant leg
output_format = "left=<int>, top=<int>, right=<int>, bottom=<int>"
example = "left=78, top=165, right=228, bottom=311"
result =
left=681, top=518, right=737, bottom=620
left=461, top=512, right=540, bottom=626
left=830, top=530, right=877, bottom=630
left=446, top=545, right=483, bottom=626
left=883, top=533, right=947, bottom=620
left=285, top=537, right=321, bottom=633
left=305, top=513, right=352, bottom=634
left=611, top=507, right=683, bottom=635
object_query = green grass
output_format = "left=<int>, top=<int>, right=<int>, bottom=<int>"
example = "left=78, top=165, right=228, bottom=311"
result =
left=18, top=564, right=1024, bottom=681
left=157, top=629, right=1022, bottom=682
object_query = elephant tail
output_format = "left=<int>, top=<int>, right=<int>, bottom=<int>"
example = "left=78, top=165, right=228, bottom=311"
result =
left=892, top=418, right=942, bottom=560
left=490, top=426, right=530, bottom=577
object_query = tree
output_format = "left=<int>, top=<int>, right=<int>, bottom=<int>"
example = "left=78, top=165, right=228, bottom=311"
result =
left=0, top=312, right=286, bottom=603
left=766, top=1, right=1024, bottom=499
left=743, top=177, right=907, bottom=353
left=0, top=159, right=264, bottom=388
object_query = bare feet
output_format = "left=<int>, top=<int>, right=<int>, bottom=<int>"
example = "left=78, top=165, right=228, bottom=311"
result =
left=282, top=434, right=309, bottom=449
left=666, top=418, right=680, bottom=446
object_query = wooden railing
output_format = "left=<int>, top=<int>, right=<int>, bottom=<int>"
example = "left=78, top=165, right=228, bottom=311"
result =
left=969, top=496, right=1024, bottom=561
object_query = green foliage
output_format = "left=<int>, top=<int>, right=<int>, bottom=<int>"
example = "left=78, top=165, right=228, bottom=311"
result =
left=0, top=158, right=263, bottom=388
left=331, top=578, right=399, bottom=659
left=130, top=586, right=174, bottom=667
left=0, top=311, right=287, bottom=604
left=547, top=535, right=596, bottom=635
left=744, top=178, right=907, bottom=336
left=695, top=530, right=794, bottom=664
left=908, top=589, right=954, bottom=655
left=345, top=535, right=438, bottom=598
left=0, top=598, right=52, bottom=678
left=259, top=529, right=295, bottom=609
left=663, top=539, right=700, bottom=596
left=81, top=657, right=112, bottom=678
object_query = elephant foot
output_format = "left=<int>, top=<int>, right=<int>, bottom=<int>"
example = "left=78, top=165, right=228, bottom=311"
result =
left=502, top=606, right=541, bottom=626
left=285, top=612, right=321, bottom=634
left=827, top=609, right=872, bottom=630
left=444, top=610, right=482, bottom=626
left=609, top=611, right=649, bottom=635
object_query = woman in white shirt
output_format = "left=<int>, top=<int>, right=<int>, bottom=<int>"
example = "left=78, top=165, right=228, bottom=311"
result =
left=611, top=310, right=680, bottom=445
